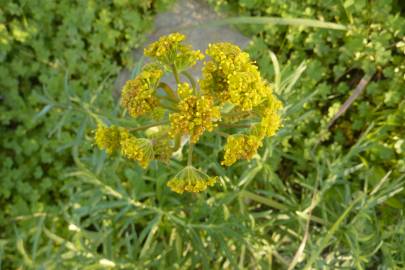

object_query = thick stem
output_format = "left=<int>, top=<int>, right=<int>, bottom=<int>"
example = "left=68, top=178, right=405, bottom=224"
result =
left=157, top=95, right=177, bottom=104
left=172, top=64, right=181, bottom=85
left=181, top=71, right=197, bottom=93
left=159, top=102, right=178, bottom=112
left=187, top=143, right=194, bottom=166
left=159, top=82, right=178, bottom=101
left=173, top=135, right=181, bottom=152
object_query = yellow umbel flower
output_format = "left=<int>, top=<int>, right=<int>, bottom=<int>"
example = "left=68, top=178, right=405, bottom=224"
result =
left=120, top=135, right=154, bottom=168
left=120, top=65, right=163, bottom=118
left=95, top=125, right=127, bottom=154
left=169, top=95, right=221, bottom=143
left=222, top=134, right=262, bottom=166
left=167, top=166, right=217, bottom=194
left=252, top=94, right=283, bottom=138
left=200, top=42, right=268, bottom=111
left=144, top=32, right=204, bottom=70
left=227, top=70, right=268, bottom=111
left=93, top=33, right=284, bottom=194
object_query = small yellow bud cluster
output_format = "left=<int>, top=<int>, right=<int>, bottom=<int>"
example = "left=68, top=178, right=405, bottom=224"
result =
left=121, top=65, right=163, bottom=118
left=94, top=33, right=283, bottom=194
left=169, top=90, right=221, bottom=143
left=222, top=135, right=262, bottom=166
left=167, top=166, right=217, bottom=194
left=144, top=32, right=204, bottom=71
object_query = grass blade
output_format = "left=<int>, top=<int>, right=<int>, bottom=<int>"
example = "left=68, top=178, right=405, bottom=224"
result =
left=269, top=50, right=281, bottom=94
left=303, top=194, right=365, bottom=269
left=240, top=190, right=288, bottom=211
left=191, top=16, right=347, bottom=30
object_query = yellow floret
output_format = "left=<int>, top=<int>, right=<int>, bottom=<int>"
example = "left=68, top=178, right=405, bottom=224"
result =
left=167, top=166, right=217, bottom=194
left=169, top=95, right=221, bottom=143
left=222, top=134, right=262, bottom=166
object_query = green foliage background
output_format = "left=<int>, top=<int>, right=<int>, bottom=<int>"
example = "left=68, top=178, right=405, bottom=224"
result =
left=0, top=0, right=173, bottom=268
left=1, top=0, right=404, bottom=269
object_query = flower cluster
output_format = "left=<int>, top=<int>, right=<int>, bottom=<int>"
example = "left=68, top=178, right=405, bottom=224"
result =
left=120, top=64, right=163, bottom=117
left=169, top=85, right=221, bottom=143
left=144, top=33, right=204, bottom=71
left=120, top=136, right=154, bottom=169
left=95, top=125, right=125, bottom=154
left=167, top=166, right=217, bottom=194
left=200, top=42, right=268, bottom=111
left=95, top=125, right=155, bottom=168
left=94, top=33, right=283, bottom=194
left=222, top=135, right=262, bottom=166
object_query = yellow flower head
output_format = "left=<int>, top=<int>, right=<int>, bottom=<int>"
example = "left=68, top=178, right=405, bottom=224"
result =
left=167, top=166, right=217, bottom=194
left=120, top=135, right=154, bottom=168
left=200, top=42, right=268, bottom=111
left=222, top=134, right=262, bottom=166
left=169, top=95, right=221, bottom=143
left=144, top=33, right=204, bottom=70
left=95, top=124, right=127, bottom=154
left=120, top=65, right=163, bottom=118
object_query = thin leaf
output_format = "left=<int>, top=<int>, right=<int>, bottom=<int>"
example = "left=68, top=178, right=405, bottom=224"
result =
left=191, top=16, right=347, bottom=30
left=269, top=50, right=281, bottom=94
left=32, top=104, right=53, bottom=122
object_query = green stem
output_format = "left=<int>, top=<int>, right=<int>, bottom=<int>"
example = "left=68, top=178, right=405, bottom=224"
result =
left=159, top=101, right=178, bottom=112
left=173, top=135, right=181, bottom=152
left=181, top=71, right=197, bottom=93
left=128, top=121, right=169, bottom=132
left=157, top=95, right=177, bottom=104
left=188, top=143, right=194, bottom=166
left=159, top=82, right=178, bottom=101
left=172, top=64, right=181, bottom=85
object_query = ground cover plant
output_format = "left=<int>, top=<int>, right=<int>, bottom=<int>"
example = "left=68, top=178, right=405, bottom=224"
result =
left=1, top=0, right=404, bottom=269
left=0, top=0, right=174, bottom=268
